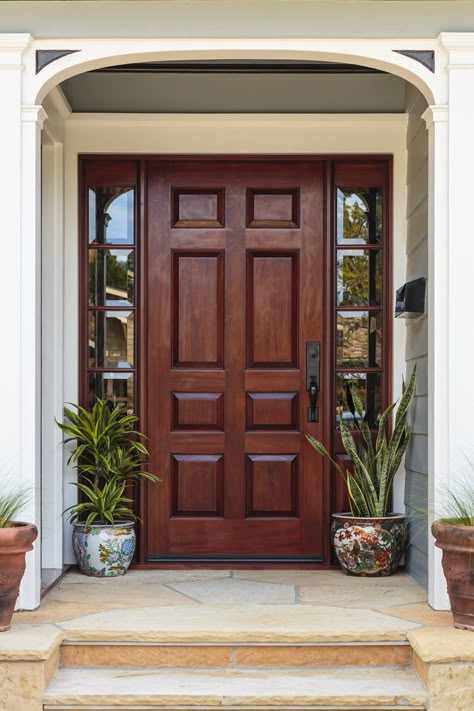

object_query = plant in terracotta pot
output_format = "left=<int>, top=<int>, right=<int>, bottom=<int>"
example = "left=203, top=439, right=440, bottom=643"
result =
left=0, top=483, right=37, bottom=631
left=305, top=368, right=416, bottom=576
left=57, top=399, right=159, bottom=577
left=432, top=485, right=474, bottom=630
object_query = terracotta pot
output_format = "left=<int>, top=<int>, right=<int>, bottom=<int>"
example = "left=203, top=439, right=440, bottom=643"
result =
left=432, top=520, right=474, bottom=631
left=0, top=522, right=37, bottom=632
left=332, top=513, right=407, bottom=576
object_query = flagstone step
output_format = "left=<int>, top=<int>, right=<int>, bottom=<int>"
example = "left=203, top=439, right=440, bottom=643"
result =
left=43, top=665, right=427, bottom=709
left=56, top=604, right=420, bottom=644
left=60, top=640, right=412, bottom=668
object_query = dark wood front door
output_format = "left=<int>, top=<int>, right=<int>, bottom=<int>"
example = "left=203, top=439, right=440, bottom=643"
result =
left=145, top=160, right=328, bottom=562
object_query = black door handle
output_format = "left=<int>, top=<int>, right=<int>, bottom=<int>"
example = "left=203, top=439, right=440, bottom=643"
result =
left=306, top=341, right=320, bottom=423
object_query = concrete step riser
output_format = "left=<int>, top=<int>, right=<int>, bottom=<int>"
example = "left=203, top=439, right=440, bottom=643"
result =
left=59, top=642, right=412, bottom=669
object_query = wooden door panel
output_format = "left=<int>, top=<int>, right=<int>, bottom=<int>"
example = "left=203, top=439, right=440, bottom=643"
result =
left=172, top=251, right=224, bottom=368
left=172, top=392, right=224, bottom=431
left=246, top=454, right=299, bottom=517
left=246, top=251, right=299, bottom=368
left=172, top=454, right=224, bottom=517
left=246, top=392, right=299, bottom=430
left=146, top=159, right=326, bottom=562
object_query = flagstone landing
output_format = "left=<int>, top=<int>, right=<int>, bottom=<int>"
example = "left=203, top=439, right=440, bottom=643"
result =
left=3, top=569, right=472, bottom=710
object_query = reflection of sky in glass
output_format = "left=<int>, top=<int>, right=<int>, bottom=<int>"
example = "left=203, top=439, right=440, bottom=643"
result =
left=89, top=188, right=134, bottom=244
left=106, top=191, right=134, bottom=244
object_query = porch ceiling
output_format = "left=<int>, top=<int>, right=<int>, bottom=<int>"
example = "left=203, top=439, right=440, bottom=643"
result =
left=60, top=69, right=407, bottom=113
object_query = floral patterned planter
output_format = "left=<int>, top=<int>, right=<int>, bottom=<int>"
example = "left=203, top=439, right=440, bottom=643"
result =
left=72, top=522, right=136, bottom=577
left=331, top=513, right=407, bottom=577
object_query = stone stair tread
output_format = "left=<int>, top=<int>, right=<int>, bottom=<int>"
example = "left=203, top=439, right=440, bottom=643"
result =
left=43, top=665, right=426, bottom=707
left=57, top=604, right=420, bottom=643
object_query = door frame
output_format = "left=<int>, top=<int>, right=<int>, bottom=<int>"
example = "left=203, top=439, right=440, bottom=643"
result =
left=78, top=153, right=392, bottom=567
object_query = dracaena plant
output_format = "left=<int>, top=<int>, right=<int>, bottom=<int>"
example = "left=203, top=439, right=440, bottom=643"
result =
left=56, top=400, right=159, bottom=524
left=305, top=368, right=416, bottom=518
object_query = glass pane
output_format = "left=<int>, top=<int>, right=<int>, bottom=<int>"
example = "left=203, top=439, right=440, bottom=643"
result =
left=336, top=249, right=382, bottom=306
left=88, top=187, right=134, bottom=245
left=336, top=188, right=382, bottom=245
left=88, top=311, right=134, bottom=368
left=89, top=249, right=134, bottom=307
left=336, top=311, right=382, bottom=368
left=336, top=372, right=381, bottom=430
left=89, top=372, right=134, bottom=412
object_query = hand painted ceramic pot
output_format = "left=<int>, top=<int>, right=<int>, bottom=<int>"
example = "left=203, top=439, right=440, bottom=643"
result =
left=331, top=513, right=407, bottom=577
left=72, top=522, right=136, bottom=577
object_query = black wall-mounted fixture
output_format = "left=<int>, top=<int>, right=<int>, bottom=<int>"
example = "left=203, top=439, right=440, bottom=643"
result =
left=395, top=277, right=426, bottom=318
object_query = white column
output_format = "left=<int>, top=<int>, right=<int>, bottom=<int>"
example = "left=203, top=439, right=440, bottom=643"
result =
left=0, top=33, right=44, bottom=609
left=423, top=104, right=449, bottom=610
left=426, top=33, right=474, bottom=609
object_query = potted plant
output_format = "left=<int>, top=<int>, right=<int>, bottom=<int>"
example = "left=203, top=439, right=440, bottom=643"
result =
left=0, top=483, right=37, bottom=631
left=305, top=368, right=416, bottom=576
left=57, top=400, right=159, bottom=577
left=432, top=485, right=474, bottom=630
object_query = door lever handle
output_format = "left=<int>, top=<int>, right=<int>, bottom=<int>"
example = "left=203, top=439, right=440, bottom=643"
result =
left=308, top=380, right=319, bottom=423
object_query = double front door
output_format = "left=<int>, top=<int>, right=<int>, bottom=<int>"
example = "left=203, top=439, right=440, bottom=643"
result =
left=145, top=160, right=326, bottom=562
left=83, top=156, right=389, bottom=565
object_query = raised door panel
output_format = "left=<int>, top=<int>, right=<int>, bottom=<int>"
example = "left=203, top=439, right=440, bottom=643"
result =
left=246, top=251, right=298, bottom=368
left=246, top=454, right=298, bottom=517
left=172, top=393, right=224, bottom=430
left=247, top=188, right=299, bottom=228
left=172, top=188, right=225, bottom=228
left=172, top=454, right=224, bottom=517
left=246, top=392, right=298, bottom=430
left=172, top=251, right=224, bottom=368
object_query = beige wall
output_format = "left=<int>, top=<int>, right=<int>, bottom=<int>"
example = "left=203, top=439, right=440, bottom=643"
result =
left=1, top=1, right=474, bottom=38
left=404, top=84, right=429, bottom=588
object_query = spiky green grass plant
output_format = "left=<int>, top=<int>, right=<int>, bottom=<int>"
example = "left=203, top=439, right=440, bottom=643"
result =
left=305, top=368, right=416, bottom=518
left=438, top=484, right=474, bottom=527
left=0, top=483, right=31, bottom=527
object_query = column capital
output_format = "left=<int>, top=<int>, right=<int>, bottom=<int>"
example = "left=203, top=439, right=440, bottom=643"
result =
left=22, top=105, right=48, bottom=130
left=0, top=33, right=32, bottom=68
left=439, top=33, right=474, bottom=67
left=422, top=105, right=448, bottom=130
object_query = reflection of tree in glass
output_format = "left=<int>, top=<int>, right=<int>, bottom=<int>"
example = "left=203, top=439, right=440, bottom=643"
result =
left=338, top=255, right=368, bottom=306
left=89, top=252, right=129, bottom=305
left=343, top=194, right=369, bottom=243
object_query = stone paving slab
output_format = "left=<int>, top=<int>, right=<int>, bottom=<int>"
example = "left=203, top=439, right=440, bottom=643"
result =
left=43, top=666, right=426, bottom=707
left=166, top=578, right=295, bottom=605
left=57, top=604, right=420, bottom=643
left=0, top=624, right=62, bottom=661
left=299, top=583, right=427, bottom=609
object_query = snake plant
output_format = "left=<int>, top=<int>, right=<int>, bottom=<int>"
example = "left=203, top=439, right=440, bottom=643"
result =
left=57, top=400, right=160, bottom=524
left=305, top=368, right=416, bottom=518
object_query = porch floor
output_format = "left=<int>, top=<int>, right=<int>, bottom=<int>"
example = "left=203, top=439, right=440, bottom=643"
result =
left=13, top=568, right=451, bottom=634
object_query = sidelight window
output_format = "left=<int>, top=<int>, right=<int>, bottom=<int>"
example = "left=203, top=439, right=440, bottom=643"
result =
left=85, top=180, right=137, bottom=411
left=335, top=186, right=386, bottom=430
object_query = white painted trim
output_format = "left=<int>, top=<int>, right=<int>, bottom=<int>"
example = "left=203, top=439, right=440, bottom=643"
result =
left=23, top=36, right=444, bottom=107
left=61, top=112, right=408, bottom=562
left=41, top=142, right=65, bottom=571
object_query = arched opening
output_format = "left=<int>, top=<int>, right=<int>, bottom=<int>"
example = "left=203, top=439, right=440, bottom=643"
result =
left=39, top=50, right=431, bottom=590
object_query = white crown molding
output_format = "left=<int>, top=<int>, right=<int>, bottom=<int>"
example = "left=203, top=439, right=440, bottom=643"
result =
left=422, top=105, right=448, bottom=130
left=22, top=105, right=48, bottom=130
left=439, top=32, right=474, bottom=66
left=0, top=34, right=32, bottom=53
left=66, top=113, right=409, bottom=129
